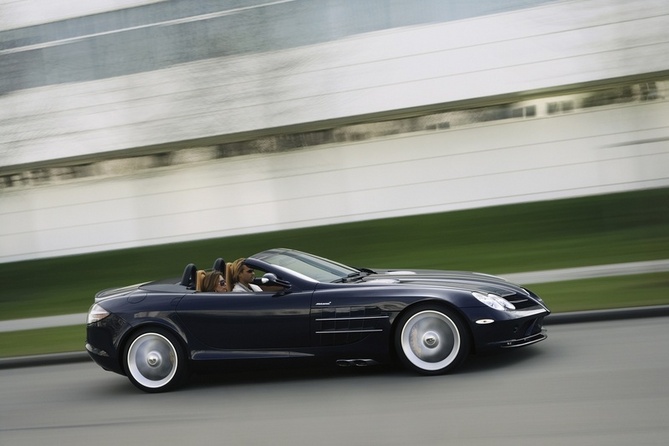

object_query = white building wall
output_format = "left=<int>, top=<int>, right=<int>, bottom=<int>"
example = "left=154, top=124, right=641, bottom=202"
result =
left=0, top=0, right=164, bottom=30
left=1, top=0, right=668, bottom=262
left=2, top=98, right=667, bottom=263
left=1, top=0, right=668, bottom=168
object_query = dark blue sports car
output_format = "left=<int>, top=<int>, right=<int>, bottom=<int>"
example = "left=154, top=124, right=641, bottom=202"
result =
left=86, top=248, right=550, bottom=392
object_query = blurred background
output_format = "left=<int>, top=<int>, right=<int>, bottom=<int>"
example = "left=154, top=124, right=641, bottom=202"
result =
left=1, top=0, right=667, bottom=264
left=2, top=3, right=669, bottom=443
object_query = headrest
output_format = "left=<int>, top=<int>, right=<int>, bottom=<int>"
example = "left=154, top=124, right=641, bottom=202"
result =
left=180, top=263, right=197, bottom=288
left=212, top=257, right=225, bottom=272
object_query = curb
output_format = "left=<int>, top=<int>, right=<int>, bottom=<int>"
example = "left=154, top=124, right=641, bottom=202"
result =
left=0, top=351, right=91, bottom=370
left=2, top=305, right=669, bottom=370
left=544, top=304, right=669, bottom=325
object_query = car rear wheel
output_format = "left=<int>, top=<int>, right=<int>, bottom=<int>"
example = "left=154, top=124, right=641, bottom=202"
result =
left=395, top=305, right=470, bottom=375
left=123, top=327, right=188, bottom=393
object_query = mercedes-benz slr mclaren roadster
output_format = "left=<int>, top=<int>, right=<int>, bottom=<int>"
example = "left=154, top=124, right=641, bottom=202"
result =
left=86, top=248, right=550, bottom=392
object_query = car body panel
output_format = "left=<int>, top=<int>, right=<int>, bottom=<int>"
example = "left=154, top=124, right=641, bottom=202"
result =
left=176, top=291, right=312, bottom=351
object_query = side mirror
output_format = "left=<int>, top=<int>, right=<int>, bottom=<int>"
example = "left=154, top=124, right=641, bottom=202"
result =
left=259, top=273, right=291, bottom=289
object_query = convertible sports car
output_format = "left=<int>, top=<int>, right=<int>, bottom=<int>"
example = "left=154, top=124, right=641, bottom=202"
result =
left=86, top=248, right=550, bottom=392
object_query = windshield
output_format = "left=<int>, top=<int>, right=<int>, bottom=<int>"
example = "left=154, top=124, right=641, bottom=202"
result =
left=251, top=249, right=359, bottom=283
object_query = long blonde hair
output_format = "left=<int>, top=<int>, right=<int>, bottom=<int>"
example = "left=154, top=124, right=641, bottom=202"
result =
left=201, top=271, right=223, bottom=292
left=226, top=258, right=247, bottom=291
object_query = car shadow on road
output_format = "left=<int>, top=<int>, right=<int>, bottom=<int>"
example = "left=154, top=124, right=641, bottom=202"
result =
left=187, top=361, right=398, bottom=389
left=184, top=346, right=549, bottom=390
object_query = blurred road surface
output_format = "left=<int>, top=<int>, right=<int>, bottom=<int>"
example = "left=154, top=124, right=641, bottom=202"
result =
left=1, top=317, right=667, bottom=445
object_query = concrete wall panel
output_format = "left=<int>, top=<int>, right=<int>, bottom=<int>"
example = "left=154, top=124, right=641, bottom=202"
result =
left=1, top=0, right=668, bottom=169
left=1, top=99, right=667, bottom=262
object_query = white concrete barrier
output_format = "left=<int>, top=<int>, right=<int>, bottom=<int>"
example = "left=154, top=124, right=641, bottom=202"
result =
left=1, top=98, right=667, bottom=262
left=1, top=0, right=668, bottom=263
left=1, top=0, right=667, bottom=168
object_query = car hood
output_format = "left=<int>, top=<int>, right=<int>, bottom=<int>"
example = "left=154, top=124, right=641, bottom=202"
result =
left=361, top=269, right=531, bottom=297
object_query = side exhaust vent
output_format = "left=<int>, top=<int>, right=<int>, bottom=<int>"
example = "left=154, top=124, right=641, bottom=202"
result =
left=336, top=359, right=377, bottom=367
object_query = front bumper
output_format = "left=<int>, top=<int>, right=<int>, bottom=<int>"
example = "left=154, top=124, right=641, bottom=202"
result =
left=469, top=305, right=550, bottom=352
left=489, top=330, right=547, bottom=348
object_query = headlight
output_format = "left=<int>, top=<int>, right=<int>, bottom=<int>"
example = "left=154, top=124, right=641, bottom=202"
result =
left=472, top=292, right=516, bottom=311
left=87, top=303, right=110, bottom=324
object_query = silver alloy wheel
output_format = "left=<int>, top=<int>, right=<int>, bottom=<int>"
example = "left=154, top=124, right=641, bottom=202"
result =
left=126, top=332, right=178, bottom=389
left=400, top=310, right=461, bottom=371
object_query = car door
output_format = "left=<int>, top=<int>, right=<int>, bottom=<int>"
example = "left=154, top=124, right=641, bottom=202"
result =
left=176, top=290, right=312, bottom=351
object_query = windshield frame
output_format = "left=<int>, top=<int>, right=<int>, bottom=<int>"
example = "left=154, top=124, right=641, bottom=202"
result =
left=250, top=249, right=359, bottom=283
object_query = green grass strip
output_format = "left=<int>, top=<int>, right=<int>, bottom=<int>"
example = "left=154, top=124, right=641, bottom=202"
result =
left=531, top=271, right=669, bottom=313
left=1, top=188, right=667, bottom=322
left=0, top=325, right=85, bottom=358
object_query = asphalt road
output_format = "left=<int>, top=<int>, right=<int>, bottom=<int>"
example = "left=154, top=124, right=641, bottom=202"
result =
left=1, top=317, right=667, bottom=446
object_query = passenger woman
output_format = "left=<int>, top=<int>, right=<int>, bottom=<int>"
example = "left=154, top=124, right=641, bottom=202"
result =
left=201, top=270, right=227, bottom=293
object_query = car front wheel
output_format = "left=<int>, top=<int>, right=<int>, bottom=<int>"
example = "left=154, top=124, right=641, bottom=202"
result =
left=123, top=327, right=188, bottom=393
left=395, top=305, right=470, bottom=375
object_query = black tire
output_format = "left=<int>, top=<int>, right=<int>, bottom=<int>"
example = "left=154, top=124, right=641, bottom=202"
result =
left=394, top=305, right=470, bottom=375
left=123, top=327, right=188, bottom=393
